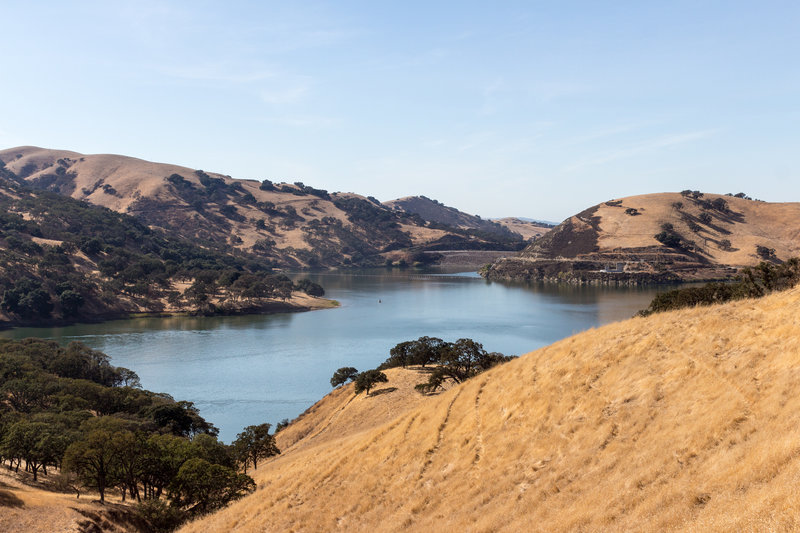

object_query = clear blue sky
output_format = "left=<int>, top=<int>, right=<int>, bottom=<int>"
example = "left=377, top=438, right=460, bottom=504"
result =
left=1, top=1, right=797, bottom=221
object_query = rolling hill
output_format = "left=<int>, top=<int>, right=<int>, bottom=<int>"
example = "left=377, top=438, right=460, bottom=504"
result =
left=0, top=169, right=335, bottom=327
left=180, top=284, right=800, bottom=532
left=0, top=147, right=526, bottom=269
left=483, top=191, right=800, bottom=283
left=384, top=196, right=548, bottom=242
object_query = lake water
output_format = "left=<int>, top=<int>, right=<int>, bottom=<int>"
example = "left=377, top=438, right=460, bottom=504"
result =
left=1, top=269, right=669, bottom=442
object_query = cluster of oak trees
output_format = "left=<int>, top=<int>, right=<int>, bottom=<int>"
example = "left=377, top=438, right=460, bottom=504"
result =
left=638, top=257, right=800, bottom=316
left=331, top=336, right=515, bottom=395
left=0, top=339, right=279, bottom=531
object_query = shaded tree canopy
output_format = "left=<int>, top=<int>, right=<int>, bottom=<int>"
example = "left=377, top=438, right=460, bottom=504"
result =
left=354, top=370, right=388, bottom=395
left=330, top=367, right=359, bottom=388
left=638, top=258, right=800, bottom=316
left=232, top=423, right=280, bottom=471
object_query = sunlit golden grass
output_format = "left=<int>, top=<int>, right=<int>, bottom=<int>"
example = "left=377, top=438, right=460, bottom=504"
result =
left=182, top=286, right=800, bottom=532
left=0, top=467, right=143, bottom=533
left=595, top=192, right=800, bottom=265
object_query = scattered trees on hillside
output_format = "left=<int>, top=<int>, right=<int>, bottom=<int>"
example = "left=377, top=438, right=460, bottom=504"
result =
left=681, top=190, right=704, bottom=199
left=0, top=338, right=273, bottom=526
left=654, top=231, right=681, bottom=248
left=332, top=337, right=516, bottom=398
left=413, top=339, right=515, bottom=393
left=728, top=192, right=753, bottom=200
left=0, top=174, right=334, bottom=323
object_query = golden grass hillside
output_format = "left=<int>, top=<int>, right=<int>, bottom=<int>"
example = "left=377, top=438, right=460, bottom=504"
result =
left=591, top=192, right=800, bottom=265
left=0, top=467, right=146, bottom=533
left=527, top=192, right=800, bottom=266
left=492, top=217, right=551, bottom=241
left=183, top=286, right=800, bottom=532
left=486, top=191, right=800, bottom=282
left=276, top=367, right=455, bottom=455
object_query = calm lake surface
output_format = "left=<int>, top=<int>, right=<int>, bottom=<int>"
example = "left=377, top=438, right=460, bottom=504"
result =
left=1, top=269, right=670, bottom=442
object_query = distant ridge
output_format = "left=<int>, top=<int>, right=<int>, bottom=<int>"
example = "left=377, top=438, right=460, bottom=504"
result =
left=483, top=191, right=800, bottom=283
left=0, top=146, right=525, bottom=269
left=492, top=216, right=559, bottom=226
left=385, top=195, right=551, bottom=241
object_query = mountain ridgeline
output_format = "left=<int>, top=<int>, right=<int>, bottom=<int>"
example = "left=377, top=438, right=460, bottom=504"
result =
left=0, top=147, right=527, bottom=272
left=0, top=169, right=336, bottom=327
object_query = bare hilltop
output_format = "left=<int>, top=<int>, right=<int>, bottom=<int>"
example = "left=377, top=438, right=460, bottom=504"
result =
left=483, top=191, right=800, bottom=283
left=179, top=283, right=800, bottom=532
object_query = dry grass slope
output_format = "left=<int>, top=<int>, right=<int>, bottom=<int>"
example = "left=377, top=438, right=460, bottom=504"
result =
left=0, top=468, right=145, bottom=533
left=182, top=286, right=800, bottom=532
left=593, top=192, right=800, bottom=265
left=526, top=192, right=800, bottom=266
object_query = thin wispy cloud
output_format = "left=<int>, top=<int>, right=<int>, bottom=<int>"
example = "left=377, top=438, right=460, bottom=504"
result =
left=564, top=129, right=720, bottom=171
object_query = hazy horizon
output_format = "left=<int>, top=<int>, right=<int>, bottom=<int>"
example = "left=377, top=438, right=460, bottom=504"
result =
left=1, top=1, right=797, bottom=221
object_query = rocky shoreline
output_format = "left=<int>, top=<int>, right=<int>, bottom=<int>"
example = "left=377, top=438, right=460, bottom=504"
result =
left=481, top=257, right=738, bottom=285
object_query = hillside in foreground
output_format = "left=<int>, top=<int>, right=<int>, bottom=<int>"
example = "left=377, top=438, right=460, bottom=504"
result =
left=0, top=147, right=526, bottom=269
left=484, top=191, right=800, bottom=283
left=182, top=285, right=800, bottom=532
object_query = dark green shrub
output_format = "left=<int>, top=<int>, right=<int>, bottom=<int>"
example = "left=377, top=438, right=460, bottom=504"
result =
left=654, top=231, right=681, bottom=247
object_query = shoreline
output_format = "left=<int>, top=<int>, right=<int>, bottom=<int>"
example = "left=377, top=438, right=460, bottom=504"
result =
left=0, top=294, right=340, bottom=331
